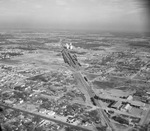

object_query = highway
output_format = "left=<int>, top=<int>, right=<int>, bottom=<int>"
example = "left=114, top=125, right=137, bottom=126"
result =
left=61, top=48, right=81, bottom=70
left=61, top=47, right=116, bottom=131
left=73, top=72, right=95, bottom=105
left=73, top=71, right=116, bottom=131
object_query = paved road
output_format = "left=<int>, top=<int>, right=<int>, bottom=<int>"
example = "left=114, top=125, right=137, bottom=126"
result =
left=0, top=103, right=94, bottom=131
left=71, top=99, right=141, bottom=119
left=62, top=48, right=116, bottom=131
left=73, top=71, right=116, bottom=131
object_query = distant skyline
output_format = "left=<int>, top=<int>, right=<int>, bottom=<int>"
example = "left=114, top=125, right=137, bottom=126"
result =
left=0, top=0, right=149, bottom=32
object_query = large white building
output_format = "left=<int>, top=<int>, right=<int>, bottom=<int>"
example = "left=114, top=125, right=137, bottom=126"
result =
left=65, top=43, right=73, bottom=50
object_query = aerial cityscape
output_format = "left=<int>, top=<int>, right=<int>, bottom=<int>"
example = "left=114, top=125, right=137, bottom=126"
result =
left=0, top=30, right=150, bottom=131
left=0, top=0, right=150, bottom=131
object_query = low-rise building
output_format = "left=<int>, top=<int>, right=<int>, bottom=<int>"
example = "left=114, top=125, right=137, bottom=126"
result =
left=127, top=95, right=133, bottom=101
left=111, top=101, right=122, bottom=110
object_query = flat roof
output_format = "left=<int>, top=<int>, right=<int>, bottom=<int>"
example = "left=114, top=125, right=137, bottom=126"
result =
left=129, top=107, right=143, bottom=117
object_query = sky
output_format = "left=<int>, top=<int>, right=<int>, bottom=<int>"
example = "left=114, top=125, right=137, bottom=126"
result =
left=0, top=0, right=149, bottom=32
